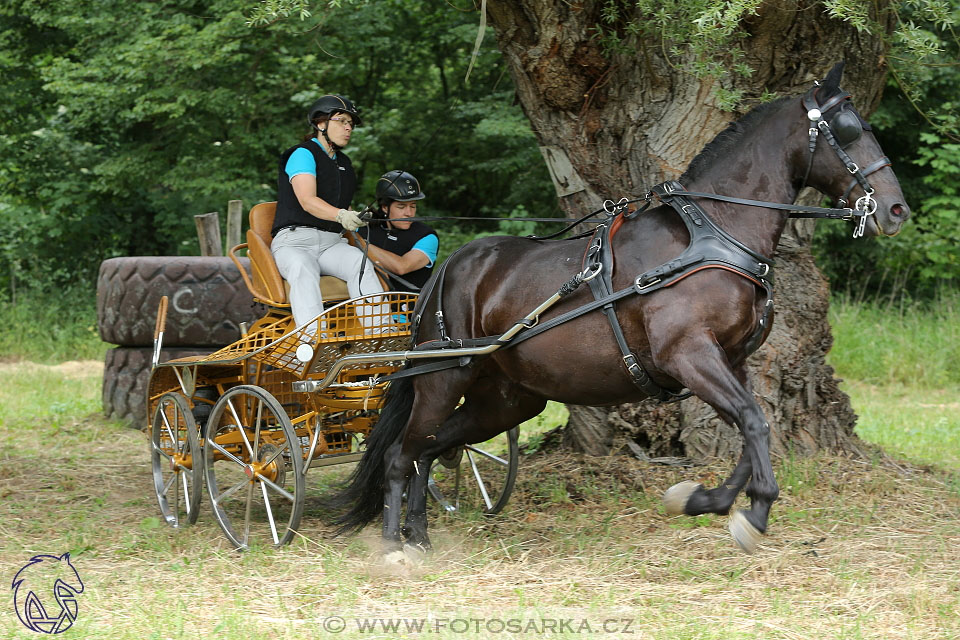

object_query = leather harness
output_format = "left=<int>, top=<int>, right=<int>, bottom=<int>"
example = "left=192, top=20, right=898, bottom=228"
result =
left=383, top=87, right=891, bottom=400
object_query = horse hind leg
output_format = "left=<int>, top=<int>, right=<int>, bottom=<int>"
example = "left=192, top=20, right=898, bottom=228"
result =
left=379, top=372, right=469, bottom=556
left=658, top=342, right=779, bottom=553
left=396, top=377, right=546, bottom=557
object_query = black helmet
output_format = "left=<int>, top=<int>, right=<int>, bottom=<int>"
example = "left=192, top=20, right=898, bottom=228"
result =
left=307, top=94, right=362, bottom=127
left=377, top=170, right=425, bottom=202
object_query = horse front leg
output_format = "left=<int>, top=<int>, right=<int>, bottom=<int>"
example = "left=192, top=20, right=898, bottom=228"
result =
left=658, top=343, right=779, bottom=553
left=663, top=364, right=755, bottom=517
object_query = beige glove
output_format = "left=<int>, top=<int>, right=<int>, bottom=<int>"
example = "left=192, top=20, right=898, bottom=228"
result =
left=336, top=208, right=366, bottom=232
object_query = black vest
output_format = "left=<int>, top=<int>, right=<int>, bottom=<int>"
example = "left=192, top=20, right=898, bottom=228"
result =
left=273, top=140, right=356, bottom=236
left=365, top=221, right=437, bottom=292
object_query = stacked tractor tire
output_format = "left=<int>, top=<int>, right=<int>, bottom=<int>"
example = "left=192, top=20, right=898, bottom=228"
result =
left=97, top=257, right=261, bottom=428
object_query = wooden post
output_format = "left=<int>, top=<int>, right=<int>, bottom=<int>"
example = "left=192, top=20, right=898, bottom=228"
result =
left=194, top=212, right=222, bottom=257
left=226, top=199, right=243, bottom=253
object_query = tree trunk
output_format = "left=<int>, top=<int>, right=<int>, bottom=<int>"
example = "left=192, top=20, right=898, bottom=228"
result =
left=486, top=0, right=894, bottom=458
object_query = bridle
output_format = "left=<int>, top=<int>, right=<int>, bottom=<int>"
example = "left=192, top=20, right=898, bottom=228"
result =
left=800, top=84, right=891, bottom=238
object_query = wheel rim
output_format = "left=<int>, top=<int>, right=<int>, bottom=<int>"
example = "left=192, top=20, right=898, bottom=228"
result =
left=427, top=427, right=519, bottom=515
left=151, top=392, right=202, bottom=528
left=203, top=385, right=304, bottom=549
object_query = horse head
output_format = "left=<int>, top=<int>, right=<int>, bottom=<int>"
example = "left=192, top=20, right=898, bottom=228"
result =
left=800, top=61, right=910, bottom=237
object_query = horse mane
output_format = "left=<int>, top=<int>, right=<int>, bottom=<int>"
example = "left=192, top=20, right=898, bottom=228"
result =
left=680, top=96, right=793, bottom=183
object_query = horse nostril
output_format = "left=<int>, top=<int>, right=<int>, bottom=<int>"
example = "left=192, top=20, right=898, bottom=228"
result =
left=891, top=204, right=906, bottom=217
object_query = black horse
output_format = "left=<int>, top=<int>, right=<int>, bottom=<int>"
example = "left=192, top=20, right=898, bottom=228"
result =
left=330, top=63, right=910, bottom=558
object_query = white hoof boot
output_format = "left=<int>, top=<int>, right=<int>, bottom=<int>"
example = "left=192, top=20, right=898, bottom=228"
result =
left=383, top=550, right=409, bottom=566
left=662, top=481, right=701, bottom=516
left=402, top=543, right=428, bottom=564
left=729, top=509, right=763, bottom=554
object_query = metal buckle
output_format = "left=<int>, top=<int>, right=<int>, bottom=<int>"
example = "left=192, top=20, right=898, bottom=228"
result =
left=846, top=162, right=860, bottom=174
left=581, top=263, right=603, bottom=282
left=757, top=262, right=770, bottom=277
left=636, top=276, right=661, bottom=290
left=603, top=197, right=629, bottom=215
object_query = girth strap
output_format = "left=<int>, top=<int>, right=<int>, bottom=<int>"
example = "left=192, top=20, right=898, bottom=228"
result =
left=583, top=222, right=675, bottom=400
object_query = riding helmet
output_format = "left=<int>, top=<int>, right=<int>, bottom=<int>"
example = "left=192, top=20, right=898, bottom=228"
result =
left=377, top=170, right=426, bottom=203
left=307, top=94, right=362, bottom=127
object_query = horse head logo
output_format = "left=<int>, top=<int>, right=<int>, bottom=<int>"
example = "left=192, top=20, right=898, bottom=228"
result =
left=11, top=553, right=84, bottom=634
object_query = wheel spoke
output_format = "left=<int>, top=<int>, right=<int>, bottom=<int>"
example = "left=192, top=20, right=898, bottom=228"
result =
left=163, top=472, right=177, bottom=497
left=466, top=449, right=494, bottom=511
left=161, top=407, right=178, bottom=450
left=243, top=483, right=253, bottom=548
left=227, top=398, right=255, bottom=458
left=464, top=444, right=509, bottom=466
left=207, top=438, right=247, bottom=468
left=259, top=475, right=296, bottom=503
left=180, top=472, right=191, bottom=516
left=215, top=478, right=249, bottom=505
left=260, top=441, right=289, bottom=468
left=260, top=482, right=280, bottom=545
left=173, top=469, right=181, bottom=522
left=427, top=474, right=456, bottom=512
left=252, top=398, right=263, bottom=460
left=151, top=440, right=173, bottom=461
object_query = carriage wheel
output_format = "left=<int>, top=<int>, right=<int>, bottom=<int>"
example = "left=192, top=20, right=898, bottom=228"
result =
left=427, top=427, right=519, bottom=515
left=202, top=385, right=305, bottom=549
left=151, top=393, right=202, bottom=528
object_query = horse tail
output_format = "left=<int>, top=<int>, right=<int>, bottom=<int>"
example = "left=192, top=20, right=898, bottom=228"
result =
left=327, top=376, right=415, bottom=535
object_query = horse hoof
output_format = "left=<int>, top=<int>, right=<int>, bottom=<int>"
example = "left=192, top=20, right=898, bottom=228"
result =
left=729, top=510, right=763, bottom=554
left=663, top=481, right=701, bottom=516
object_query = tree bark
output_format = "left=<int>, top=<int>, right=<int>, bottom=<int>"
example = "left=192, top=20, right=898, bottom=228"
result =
left=486, top=0, right=895, bottom=458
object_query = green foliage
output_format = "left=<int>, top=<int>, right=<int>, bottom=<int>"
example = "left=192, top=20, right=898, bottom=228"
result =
left=814, top=2, right=960, bottom=298
left=593, top=0, right=763, bottom=85
left=0, top=0, right=555, bottom=297
left=1, top=0, right=957, bottom=302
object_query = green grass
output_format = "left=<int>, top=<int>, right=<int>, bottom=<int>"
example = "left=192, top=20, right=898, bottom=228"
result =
left=827, top=292, right=960, bottom=471
left=827, top=292, right=960, bottom=388
left=0, top=286, right=108, bottom=363
left=843, top=382, right=960, bottom=471
left=1, top=363, right=958, bottom=639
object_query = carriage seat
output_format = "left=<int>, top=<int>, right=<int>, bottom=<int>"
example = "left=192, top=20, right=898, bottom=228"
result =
left=232, top=201, right=350, bottom=308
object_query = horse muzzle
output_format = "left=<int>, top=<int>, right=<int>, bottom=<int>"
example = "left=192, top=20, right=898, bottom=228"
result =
left=868, top=201, right=910, bottom=237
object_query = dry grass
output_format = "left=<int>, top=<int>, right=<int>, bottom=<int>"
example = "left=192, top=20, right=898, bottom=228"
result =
left=1, top=366, right=958, bottom=639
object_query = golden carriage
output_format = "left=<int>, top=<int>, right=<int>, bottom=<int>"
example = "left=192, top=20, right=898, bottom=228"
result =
left=146, top=203, right=518, bottom=549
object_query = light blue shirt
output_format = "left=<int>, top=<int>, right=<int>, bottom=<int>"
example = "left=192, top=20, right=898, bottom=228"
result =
left=411, top=234, right=439, bottom=267
left=285, top=138, right=333, bottom=180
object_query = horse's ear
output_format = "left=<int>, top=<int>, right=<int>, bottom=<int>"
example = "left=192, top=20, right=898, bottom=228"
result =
left=821, top=61, right=845, bottom=97
left=59, top=552, right=71, bottom=562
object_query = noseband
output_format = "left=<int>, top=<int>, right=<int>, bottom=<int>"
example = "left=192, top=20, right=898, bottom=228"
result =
left=800, top=86, right=891, bottom=238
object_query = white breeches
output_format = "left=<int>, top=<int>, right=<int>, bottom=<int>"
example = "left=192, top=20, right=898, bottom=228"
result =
left=271, top=227, right=384, bottom=335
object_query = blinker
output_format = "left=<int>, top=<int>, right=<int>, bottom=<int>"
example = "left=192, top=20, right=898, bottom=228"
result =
left=830, top=107, right=862, bottom=148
